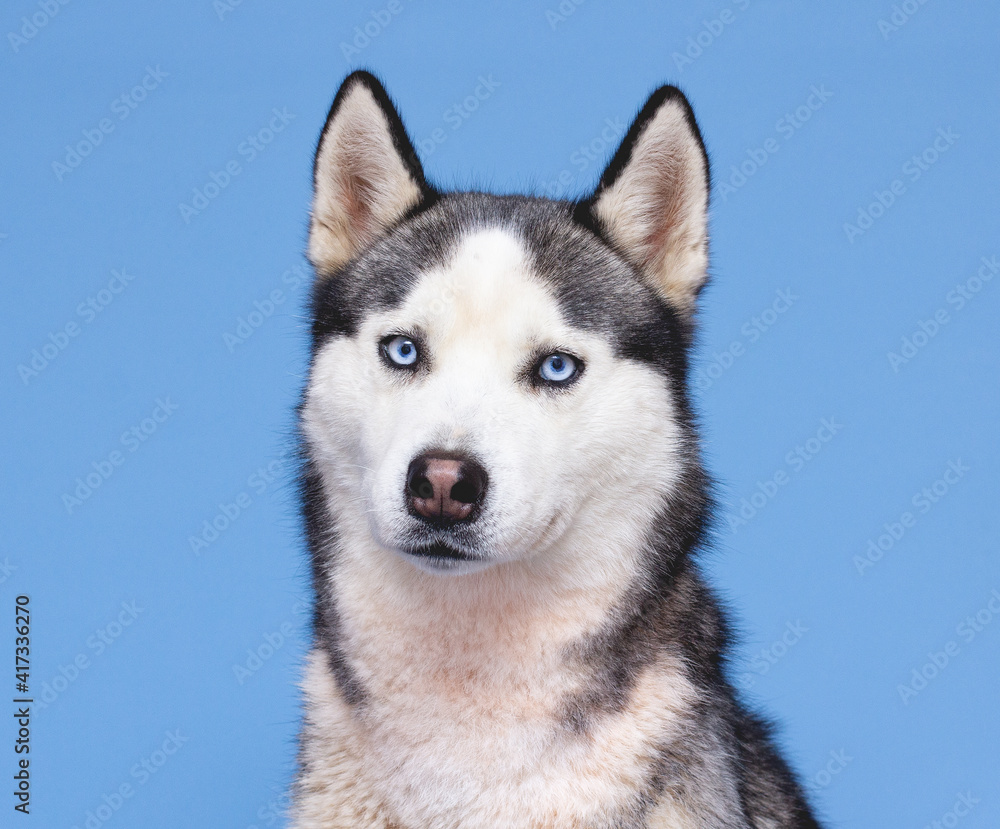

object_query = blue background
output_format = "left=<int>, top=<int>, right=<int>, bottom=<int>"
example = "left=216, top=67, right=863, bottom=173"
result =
left=2, top=1, right=998, bottom=827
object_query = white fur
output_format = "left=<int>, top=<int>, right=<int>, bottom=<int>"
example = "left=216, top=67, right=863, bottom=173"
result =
left=294, top=229, right=697, bottom=827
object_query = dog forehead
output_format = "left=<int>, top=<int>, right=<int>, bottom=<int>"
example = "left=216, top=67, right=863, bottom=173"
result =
left=396, top=227, right=568, bottom=343
left=311, top=193, right=690, bottom=388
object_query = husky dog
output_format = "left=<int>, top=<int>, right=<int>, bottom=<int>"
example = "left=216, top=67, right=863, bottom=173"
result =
left=292, top=71, right=821, bottom=829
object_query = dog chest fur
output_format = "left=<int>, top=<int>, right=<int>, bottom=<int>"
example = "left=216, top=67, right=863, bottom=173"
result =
left=295, top=579, right=701, bottom=829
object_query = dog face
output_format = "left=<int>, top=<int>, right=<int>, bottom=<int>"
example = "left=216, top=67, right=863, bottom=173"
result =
left=301, top=73, right=709, bottom=576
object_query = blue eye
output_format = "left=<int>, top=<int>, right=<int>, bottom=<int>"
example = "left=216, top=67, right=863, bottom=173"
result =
left=538, top=353, right=579, bottom=384
left=383, top=335, right=419, bottom=367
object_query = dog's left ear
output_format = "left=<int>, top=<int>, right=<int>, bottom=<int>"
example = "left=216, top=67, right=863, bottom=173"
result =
left=309, top=71, right=433, bottom=277
left=577, top=86, right=709, bottom=315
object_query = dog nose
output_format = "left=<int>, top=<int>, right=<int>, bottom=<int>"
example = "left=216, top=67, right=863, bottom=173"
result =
left=406, top=452, right=487, bottom=525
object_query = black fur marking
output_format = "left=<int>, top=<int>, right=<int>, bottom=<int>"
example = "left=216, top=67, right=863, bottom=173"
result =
left=300, top=459, right=367, bottom=707
left=734, top=713, right=824, bottom=829
left=404, top=542, right=476, bottom=560
left=560, top=465, right=715, bottom=730
left=308, top=204, right=457, bottom=345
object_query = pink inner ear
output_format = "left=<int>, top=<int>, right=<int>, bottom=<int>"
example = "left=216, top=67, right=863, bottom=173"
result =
left=338, top=168, right=377, bottom=244
left=640, top=158, right=689, bottom=269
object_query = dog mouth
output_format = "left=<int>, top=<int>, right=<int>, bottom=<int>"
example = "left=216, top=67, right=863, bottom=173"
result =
left=398, top=541, right=493, bottom=574
left=403, top=541, right=478, bottom=562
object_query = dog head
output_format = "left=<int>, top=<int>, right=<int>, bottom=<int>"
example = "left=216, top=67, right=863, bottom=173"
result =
left=301, top=72, right=710, bottom=576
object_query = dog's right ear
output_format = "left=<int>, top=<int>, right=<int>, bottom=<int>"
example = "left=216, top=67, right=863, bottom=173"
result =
left=575, top=86, right=709, bottom=317
left=308, top=71, right=433, bottom=277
